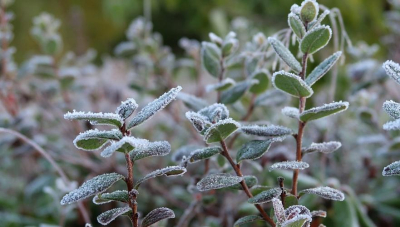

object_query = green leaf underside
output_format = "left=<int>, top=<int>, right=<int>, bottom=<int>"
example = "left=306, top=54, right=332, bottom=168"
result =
left=142, top=207, right=175, bottom=227
left=233, top=215, right=264, bottom=227
left=248, top=188, right=281, bottom=204
left=305, top=51, right=342, bottom=86
left=204, top=119, right=240, bottom=143
left=272, top=71, right=313, bottom=98
left=300, top=25, right=332, bottom=55
left=189, top=146, right=222, bottom=163
left=282, top=217, right=310, bottom=227
left=227, top=175, right=258, bottom=190
left=268, top=37, right=302, bottom=73
left=220, top=81, right=251, bottom=104
left=236, top=139, right=275, bottom=163
left=97, top=207, right=131, bottom=225
left=197, top=173, right=243, bottom=191
left=299, top=101, right=349, bottom=122
left=74, top=129, right=122, bottom=151
left=202, top=42, right=221, bottom=78
left=93, top=190, right=129, bottom=205
left=288, top=13, right=306, bottom=39
left=383, top=60, right=400, bottom=85
left=134, top=166, right=186, bottom=189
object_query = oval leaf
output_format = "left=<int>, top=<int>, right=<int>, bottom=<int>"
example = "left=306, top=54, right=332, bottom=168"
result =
left=116, top=98, right=138, bottom=119
left=93, top=190, right=129, bottom=205
left=268, top=37, right=302, bottom=73
left=383, top=100, right=400, bottom=120
left=299, top=101, right=349, bottom=122
left=272, top=71, right=313, bottom=98
left=383, top=60, right=400, bottom=85
left=73, top=129, right=122, bottom=151
left=302, top=141, right=341, bottom=154
left=382, top=160, right=400, bottom=176
left=227, top=175, right=258, bottom=190
left=197, top=173, right=243, bottom=191
left=237, top=139, right=275, bottom=163
left=282, top=107, right=300, bottom=119
left=206, top=78, right=236, bottom=92
left=269, top=161, right=309, bottom=171
left=241, top=124, right=292, bottom=137
left=204, top=119, right=240, bottom=144
left=130, top=141, right=171, bottom=161
left=134, top=166, right=186, bottom=189
left=300, top=0, right=319, bottom=23
left=97, top=207, right=131, bottom=225
left=383, top=119, right=400, bottom=131
left=220, top=81, right=251, bottom=104
left=272, top=198, right=286, bottom=223
left=171, top=144, right=202, bottom=162
left=201, top=42, right=221, bottom=78
left=248, top=188, right=281, bottom=204
left=142, top=207, right=175, bottom=227
left=305, top=51, right=342, bottom=86
left=300, top=25, right=332, bottom=55
left=299, top=186, right=345, bottom=201
left=249, top=70, right=270, bottom=94
left=189, top=146, right=222, bottom=163
left=101, top=137, right=149, bottom=157
left=288, top=13, right=306, bottom=39
left=64, top=111, right=124, bottom=128
left=233, top=215, right=264, bottom=227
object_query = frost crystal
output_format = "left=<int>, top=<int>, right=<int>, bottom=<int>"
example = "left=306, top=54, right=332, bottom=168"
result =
left=101, top=137, right=149, bottom=158
left=272, top=198, right=286, bottom=223
left=269, top=161, right=309, bottom=171
left=127, top=86, right=182, bottom=129
left=93, top=190, right=128, bottom=205
left=383, top=100, right=400, bottom=120
left=241, top=124, right=292, bottom=137
left=177, top=92, right=208, bottom=111
left=60, top=173, right=124, bottom=205
left=283, top=205, right=312, bottom=227
left=248, top=188, right=281, bottom=204
left=185, top=111, right=209, bottom=132
left=97, top=206, right=131, bottom=225
left=196, top=173, right=243, bottom=191
left=300, top=186, right=345, bottom=201
left=73, top=129, right=122, bottom=151
left=383, top=60, right=400, bottom=85
left=305, top=51, right=342, bottom=86
left=282, top=107, right=299, bottom=119
left=383, top=119, right=400, bottom=131
left=382, top=160, right=400, bottom=176
left=203, top=118, right=240, bottom=143
left=134, top=166, right=186, bottom=189
left=300, top=101, right=349, bottom=122
left=115, top=98, right=138, bottom=119
left=142, top=207, right=175, bottom=227
left=130, top=141, right=171, bottom=161
left=198, top=103, right=230, bottom=122
left=302, top=141, right=342, bottom=154
left=64, top=110, right=124, bottom=127
left=171, top=144, right=202, bottom=162
left=237, top=139, right=282, bottom=163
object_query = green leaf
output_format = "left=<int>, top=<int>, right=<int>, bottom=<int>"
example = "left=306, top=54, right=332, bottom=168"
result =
left=249, top=70, right=270, bottom=94
left=206, top=78, right=236, bottom=92
left=241, top=125, right=292, bottom=137
left=382, top=160, right=400, bottom=176
left=61, top=173, right=125, bottom=205
left=288, top=13, right=306, bottom=39
left=142, top=207, right=175, bottom=227
left=383, top=60, right=400, bottom=85
left=97, top=207, right=131, bottom=225
left=248, top=188, right=281, bottom=204
left=227, top=175, right=258, bottom=190
left=269, top=161, right=309, bottom=171
left=272, top=71, right=313, bottom=98
left=383, top=100, right=400, bottom=120
left=201, top=42, right=221, bottom=78
left=134, top=166, right=186, bottom=189
left=198, top=103, right=230, bottom=122
left=302, top=141, right=341, bottom=155
left=189, top=146, right=222, bottom=163
left=197, top=173, right=243, bottom=191
left=220, top=80, right=251, bottom=104
left=101, top=137, right=149, bottom=158
left=64, top=111, right=124, bottom=128
left=284, top=194, right=299, bottom=209
left=171, top=144, right=202, bottom=162
left=73, top=129, right=122, bottom=151
left=299, top=101, right=349, bottom=122
left=300, top=0, right=319, bottom=23
left=305, top=51, right=342, bottom=86
left=115, top=98, right=138, bottom=119
left=130, top=141, right=171, bottom=161
left=299, top=186, right=345, bottom=201
left=268, top=37, right=302, bottom=73
left=93, top=190, right=129, bottom=205
left=233, top=215, right=264, bottom=227
left=204, top=119, right=240, bottom=143
left=300, top=25, right=332, bottom=54
left=245, top=56, right=259, bottom=76
left=236, top=139, right=275, bottom=163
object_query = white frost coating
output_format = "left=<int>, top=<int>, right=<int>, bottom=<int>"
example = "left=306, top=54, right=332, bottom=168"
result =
left=171, top=144, right=202, bottom=162
left=305, top=51, right=342, bottom=86
left=130, top=141, right=171, bottom=161
left=127, top=86, right=182, bottom=129
left=134, top=166, right=187, bottom=188
left=300, top=0, right=319, bottom=21
left=301, top=25, right=332, bottom=54
left=209, top=32, right=223, bottom=44
left=97, top=206, right=131, bottom=225
left=281, top=215, right=312, bottom=227
left=205, top=78, right=236, bottom=92
left=282, top=107, right=299, bottom=119
left=383, top=119, right=400, bottom=131
left=142, top=207, right=175, bottom=227
left=92, top=190, right=128, bottom=205
left=115, top=98, right=138, bottom=119
left=203, top=118, right=241, bottom=143
left=73, top=129, right=122, bottom=151
left=383, top=100, right=400, bottom=120
left=272, top=70, right=314, bottom=97
left=283, top=205, right=312, bottom=227
left=60, top=173, right=124, bottom=205
left=248, top=187, right=281, bottom=204
left=185, top=111, right=209, bottom=132
left=177, top=92, right=208, bottom=111
left=101, top=137, right=149, bottom=158
left=300, top=101, right=349, bottom=121
left=198, top=103, right=230, bottom=122
left=383, top=60, right=400, bottom=85
left=64, top=110, right=124, bottom=127
left=269, top=161, right=309, bottom=171
left=302, top=141, right=342, bottom=154
left=196, top=173, right=243, bottom=191
left=382, top=160, right=400, bottom=176
left=311, top=210, right=327, bottom=218
left=272, top=198, right=286, bottom=224
left=300, top=186, right=345, bottom=201
left=241, top=124, right=292, bottom=137
left=308, top=9, right=330, bottom=30
left=268, top=37, right=302, bottom=73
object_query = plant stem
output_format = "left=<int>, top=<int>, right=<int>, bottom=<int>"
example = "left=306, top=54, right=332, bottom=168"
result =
left=125, top=153, right=138, bottom=226
left=220, top=140, right=276, bottom=227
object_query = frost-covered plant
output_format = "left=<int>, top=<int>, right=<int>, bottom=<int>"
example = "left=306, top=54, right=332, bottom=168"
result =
left=60, top=86, right=186, bottom=226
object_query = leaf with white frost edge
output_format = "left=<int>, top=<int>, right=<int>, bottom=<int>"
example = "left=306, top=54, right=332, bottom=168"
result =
left=299, top=186, right=345, bottom=201
left=272, top=71, right=313, bottom=98
left=227, top=175, right=258, bottom=190
left=171, top=144, right=202, bottom=162
left=93, top=190, right=129, bottom=205
left=272, top=198, right=286, bottom=223
left=241, top=124, right=292, bottom=137
left=284, top=205, right=312, bottom=222
left=134, top=166, right=186, bottom=189
left=204, top=118, right=240, bottom=144
left=196, top=173, right=243, bottom=191
left=142, top=207, right=175, bottom=227
left=236, top=139, right=277, bottom=163
left=73, top=129, right=122, bottom=151
left=299, top=101, right=349, bottom=122
left=198, top=103, right=229, bottom=121
left=249, top=70, right=270, bottom=94
left=61, top=173, right=124, bottom=205
left=383, top=119, right=400, bottom=131
left=115, top=98, right=138, bottom=119
left=220, top=80, right=252, bottom=104
left=201, top=42, right=221, bottom=78
left=206, top=78, right=236, bottom=92
left=308, top=9, right=330, bottom=30
left=382, top=160, right=400, bottom=176
left=305, top=51, right=342, bottom=86
left=233, top=215, right=264, bottom=227
left=383, top=100, right=400, bottom=120
left=300, top=25, right=332, bottom=55
left=269, top=161, right=309, bottom=171
left=282, top=107, right=300, bottom=119
left=185, top=111, right=209, bottom=132
left=302, top=141, right=342, bottom=154
left=268, top=37, right=302, bottom=73
left=64, top=111, right=124, bottom=128
left=101, top=137, right=149, bottom=157
left=383, top=60, right=400, bottom=85
left=177, top=92, right=208, bottom=111
left=282, top=215, right=311, bottom=227
left=189, top=147, right=222, bottom=163
left=248, top=188, right=281, bottom=204
left=97, top=207, right=131, bottom=225
left=127, top=86, right=182, bottom=129
left=130, top=141, right=171, bottom=161
left=300, top=0, right=319, bottom=23
left=288, top=13, right=306, bottom=39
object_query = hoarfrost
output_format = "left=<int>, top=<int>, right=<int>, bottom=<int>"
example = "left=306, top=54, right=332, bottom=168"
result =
left=300, top=186, right=345, bottom=201
left=97, top=206, right=131, bottom=225
left=269, top=161, right=309, bottom=171
left=196, top=173, right=243, bottom=191
left=142, top=207, right=175, bottom=227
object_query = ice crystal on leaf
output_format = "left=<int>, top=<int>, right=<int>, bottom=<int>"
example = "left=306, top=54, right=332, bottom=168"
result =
left=233, top=215, right=264, bottom=227
left=305, top=51, right=342, bottom=86
left=302, top=141, right=342, bottom=154
left=185, top=111, right=209, bottom=132
left=198, top=103, right=230, bottom=122
left=171, top=144, right=202, bottom=162
left=383, top=100, right=400, bottom=120
left=141, top=207, right=175, bottom=227
left=311, top=210, right=327, bottom=218
left=196, top=173, right=243, bottom=191
left=203, top=118, right=240, bottom=144
left=101, top=137, right=149, bottom=158
left=130, top=141, right=171, bottom=161
left=64, top=110, right=124, bottom=128
left=299, top=101, right=349, bottom=122
left=97, top=206, right=131, bottom=225
left=272, top=198, right=286, bottom=224
left=241, top=124, right=292, bottom=137
left=237, top=139, right=282, bottom=163
left=134, top=166, right=186, bottom=189
left=269, top=161, right=309, bottom=171
left=268, top=37, right=302, bottom=73
left=382, top=160, right=400, bottom=176
left=300, top=25, right=332, bottom=55
left=383, top=119, right=400, bottom=131
left=188, top=146, right=222, bottom=163
left=383, top=60, right=400, bottom=85
left=206, top=78, right=236, bottom=92
left=299, top=186, right=345, bottom=201
left=73, top=129, right=122, bottom=151
left=272, top=71, right=313, bottom=98
left=248, top=188, right=281, bottom=204
left=282, top=107, right=300, bottom=119
left=115, top=98, right=138, bottom=119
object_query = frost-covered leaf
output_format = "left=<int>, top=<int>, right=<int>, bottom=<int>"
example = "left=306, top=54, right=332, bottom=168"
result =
left=202, top=42, right=221, bottom=78
left=272, top=71, right=313, bottom=98
left=220, top=80, right=251, bottom=104
left=204, top=118, right=240, bottom=143
left=61, top=173, right=124, bottom=205
left=311, top=210, right=327, bottom=218
left=248, top=188, right=281, bottom=204
left=101, top=137, right=149, bottom=158
left=288, top=13, right=306, bottom=39
left=177, top=92, right=208, bottom=111
left=283, top=205, right=312, bottom=227
left=130, top=141, right=171, bottom=161
left=300, top=0, right=319, bottom=23
left=305, top=51, right=342, bottom=86
left=383, top=119, right=400, bottom=131
left=249, top=70, right=270, bottom=94
left=93, top=190, right=129, bottom=205
left=282, top=107, right=300, bottom=119
left=134, top=166, right=186, bottom=189
left=237, top=139, right=276, bottom=163
left=269, top=161, right=309, bottom=171
left=189, top=146, right=222, bottom=163
left=300, top=25, right=332, bottom=55
left=115, top=98, right=138, bottom=119
left=97, top=206, right=131, bottom=225
left=282, top=216, right=311, bottom=227
left=299, top=101, right=349, bottom=122
left=64, top=111, right=124, bottom=128
left=198, top=103, right=229, bottom=122
left=171, top=144, right=202, bottom=162
left=308, top=9, right=330, bottom=30
left=272, top=198, right=286, bottom=223
left=227, top=175, right=258, bottom=190
left=383, top=60, right=400, bottom=85
left=142, top=207, right=175, bottom=227
left=196, top=173, right=243, bottom=191
left=383, top=100, right=400, bottom=120
left=268, top=37, right=302, bottom=73
left=241, top=124, right=292, bottom=137
left=299, top=186, right=345, bottom=201
left=206, top=78, right=236, bottom=92
left=382, top=160, right=400, bottom=176
left=302, top=141, right=341, bottom=154
left=73, top=129, right=122, bottom=151
left=233, top=215, right=264, bottom=227
left=128, top=86, right=182, bottom=128
left=185, top=111, right=209, bottom=132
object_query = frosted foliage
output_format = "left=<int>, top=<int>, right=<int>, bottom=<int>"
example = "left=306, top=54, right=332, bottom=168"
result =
left=189, top=146, right=221, bottom=163
left=383, top=100, right=400, bottom=120
left=93, top=190, right=128, bottom=205
left=241, top=124, right=292, bottom=137
left=185, top=111, right=208, bottom=132
left=128, top=86, right=182, bottom=129
left=300, top=186, right=345, bottom=201
left=101, top=137, right=149, bottom=158
left=303, top=141, right=341, bottom=154
left=272, top=198, right=286, bottom=223
left=130, top=141, right=171, bottom=161
left=269, top=161, right=309, bottom=171
left=60, top=173, right=124, bottom=205
left=115, top=98, right=138, bottom=119
left=300, top=101, right=349, bottom=121
left=196, top=173, right=243, bottom=191
left=383, top=119, right=400, bottom=131
left=64, top=110, right=124, bottom=127
left=282, top=107, right=299, bottom=119
left=305, top=51, right=342, bottom=86
left=311, top=210, right=327, bottom=218
left=248, top=187, right=281, bottom=204
left=97, top=206, right=131, bottom=225
left=142, top=207, right=175, bottom=227
left=171, top=144, right=202, bottom=162
left=233, top=215, right=264, bottom=227
left=198, top=103, right=229, bottom=122
left=382, top=160, right=400, bottom=176
left=177, top=92, right=208, bottom=111
left=267, top=37, right=302, bottom=73
left=134, top=166, right=186, bottom=188
left=73, top=129, right=122, bottom=151
left=272, top=70, right=314, bottom=98
left=383, top=60, right=400, bottom=85
left=203, top=118, right=240, bottom=143
left=282, top=205, right=312, bottom=227
left=206, top=78, right=236, bottom=92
